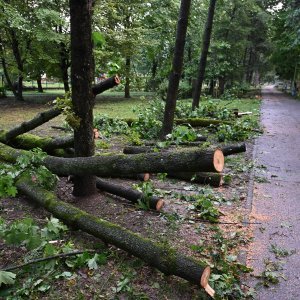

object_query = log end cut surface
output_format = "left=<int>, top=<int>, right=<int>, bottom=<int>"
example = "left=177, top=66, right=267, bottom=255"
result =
left=213, top=149, right=224, bottom=173
left=156, top=199, right=164, bottom=211
left=200, top=266, right=215, bottom=298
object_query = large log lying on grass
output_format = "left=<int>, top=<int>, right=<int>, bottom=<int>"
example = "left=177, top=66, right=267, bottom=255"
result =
left=168, top=172, right=223, bottom=187
left=0, top=130, right=73, bottom=152
left=3, top=107, right=61, bottom=141
left=0, top=142, right=224, bottom=176
left=95, top=178, right=163, bottom=210
left=102, top=173, right=150, bottom=181
left=15, top=177, right=215, bottom=296
left=174, top=118, right=233, bottom=127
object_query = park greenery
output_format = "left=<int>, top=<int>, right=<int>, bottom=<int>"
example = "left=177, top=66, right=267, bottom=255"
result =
left=0, top=0, right=299, bottom=299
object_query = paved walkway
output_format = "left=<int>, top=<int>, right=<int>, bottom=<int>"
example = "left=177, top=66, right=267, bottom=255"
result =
left=247, top=86, right=300, bottom=299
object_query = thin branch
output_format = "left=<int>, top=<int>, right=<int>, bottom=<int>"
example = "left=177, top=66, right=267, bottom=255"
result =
left=1, top=250, right=96, bottom=272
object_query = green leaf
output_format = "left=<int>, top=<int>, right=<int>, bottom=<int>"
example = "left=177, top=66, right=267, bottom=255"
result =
left=87, top=254, right=99, bottom=270
left=92, top=32, right=105, bottom=48
left=0, top=271, right=16, bottom=287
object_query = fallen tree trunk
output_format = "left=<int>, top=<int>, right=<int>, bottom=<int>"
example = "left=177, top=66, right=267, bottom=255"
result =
left=0, top=142, right=224, bottom=176
left=3, top=107, right=61, bottom=141
left=167, top=172, right=223, bottom=187
left=102, top=173, right=150, bottom=181
left=174, top=118, right=233, bottom=127
left=92, top=75, right=120, bottom=96
left=0, top=132, right=73, bottom=151
left=222, top=143, right=246, bottom=156
left=95, top=178, right=163, bottom=210
left=15, top=177, right=214, bottom=296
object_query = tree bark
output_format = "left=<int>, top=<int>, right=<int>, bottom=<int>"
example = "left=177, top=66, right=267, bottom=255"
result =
left=95, top=178, right=163, bottom=210
left=9, top=29, right=24, bottom=101
left=0, top=131, right=73, bottom=153
left=167, top=172, right=223, bottom=187
left=15, top=177, right=214, bottom=296
left=125, top=57, right=131, bottom=98
left=70, top=0, right=96, bottom=196
left=92, top=75, right=120, bottom=96
left=0, top=142, right=224, bottom=176
left=222, top=143, right=246, bottom=156
left=58, top=25, right=70, bottom=93
left=37, top=75, right=43, bottom=93
left=192, top=0, right=217, bottom=110
left=160, top=0, right=192, bottom=138
left=175, top=118, right=233, bottom=127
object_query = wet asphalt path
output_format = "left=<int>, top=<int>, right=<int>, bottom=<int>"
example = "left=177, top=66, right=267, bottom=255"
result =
left=247, top=86, right=300, bottom=299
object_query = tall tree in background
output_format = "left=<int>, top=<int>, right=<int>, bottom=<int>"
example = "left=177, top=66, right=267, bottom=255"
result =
left=160, top=0, right=191, bottom=138
left=192, top=0, right=217, bottom=109
left=70, top=0, right=96, bottom=197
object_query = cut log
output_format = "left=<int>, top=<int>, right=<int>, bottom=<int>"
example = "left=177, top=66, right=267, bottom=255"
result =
left=0, top=142, right=224, bottom=176
left=92, top=75, right=120, bottom=96
left=95, top=178, right=163, bottom=210
left=123, top=141, right=206, bottom=155
left=103, top=173, right=150, bottom=181
left=4, top=107, right=61, bottom=141
left=15, top=177, right=214, bottom=296
left=174, top=118, right=233, bottom=127
left=168, top=172, right=223, bottom=187
left=222, top=143, right=246, bottom=156
left=0, top=130, right=73, bottom=154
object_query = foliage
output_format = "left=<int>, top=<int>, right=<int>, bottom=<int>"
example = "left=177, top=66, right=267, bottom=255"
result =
left=0, top=216, right=108, bottom=298
left=0, top=86, right=7, bottom=97
left=93, top=114, right=129, bottom=138
left=216, top=118, right=258, bottom=142
left=193, top=195, right=220, bottom=222
left=0, top=148, right=57, bottom=198
left=53, top=93, right=81, bottom=129
left=165, top=125, right=198, bottom=144
left=131, top=98, right=164, bottom=139
left=133, top=181, right=158, bottom=211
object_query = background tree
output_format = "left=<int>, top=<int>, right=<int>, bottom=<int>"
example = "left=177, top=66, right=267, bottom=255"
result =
left=192, top=0, right=217, bottom=109
left=160, top=0, right=192, bottom=138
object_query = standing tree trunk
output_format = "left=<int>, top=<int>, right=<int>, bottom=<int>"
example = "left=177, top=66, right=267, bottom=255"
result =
left=125, top=57, right=131, bottom=98
left=160, top=0, right=192, bottom=139
left=70, top=0, right=96, bottom=197
left=36, top=74, right=43, bottom=93
left=10, top=29, right=24, bottom=101
left=192, top=0, right=217, bottom=110
left=58, top=25, right=70, bottom=93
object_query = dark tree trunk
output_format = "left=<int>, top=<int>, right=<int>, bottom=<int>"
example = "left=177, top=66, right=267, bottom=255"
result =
left=160, top=0, right=192, bottom=139
left=208, top=79, right=214, bottom=95
left=125, top=57, right=131, bottom=98
left=70, top=0, right=96, bottom=196
left=10, top=29, right=24, bottom=101
left=218, top=76, right=225, bottom=95
left=59, top=26, right=70, bottom=93
left=192, top=0, right=217, bottom=110
left=37, top=75, right=43, bottom=93
left=0, top=56, right=18, bottom=99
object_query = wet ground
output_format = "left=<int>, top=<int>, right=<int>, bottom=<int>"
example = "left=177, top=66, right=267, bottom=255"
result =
left=247, top=86, right=300, bottom=299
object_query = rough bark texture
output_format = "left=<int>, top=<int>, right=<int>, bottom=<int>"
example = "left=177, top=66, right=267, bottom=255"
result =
left=70, top=0, right=96, bottom=196
left=95, top=178, right=163, bottom=210
left=3, top=108, right=61, bottom=141
left=101, top=173, right=150, bottom=181
left=160, top=0, right=192, bottom=138
left=92, top=75, right=120, bottom=96
left=192, top=0, right=217, bottom=110
left=15, top=177, right=212, bottom=291
left=125, top=57, right=131, bottom=98
left=0, top=130, right=73, bottom=153
left=167, top=172, right=223, bottom=187
left=222, top=143, right=246, bottom=156
left=175, top=118, right=233, bottom=127
left=0, top=142, right=224, bottom=176
left=36, top=75, right=43, bottom=93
